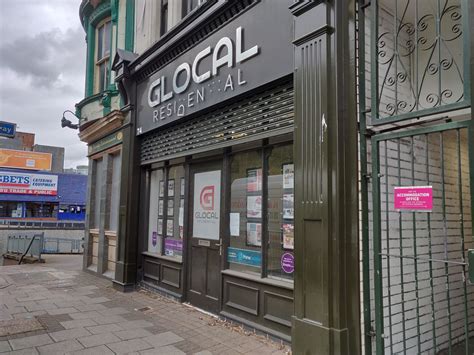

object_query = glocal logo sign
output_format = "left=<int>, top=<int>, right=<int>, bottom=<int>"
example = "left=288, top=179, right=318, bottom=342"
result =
left=147, top=26, right=259, bottom=125
left=0, top=171, right=58, bottom=195
left=200, top=186, right=215, bottom=211
left=193, top=171, right=221, bottom=240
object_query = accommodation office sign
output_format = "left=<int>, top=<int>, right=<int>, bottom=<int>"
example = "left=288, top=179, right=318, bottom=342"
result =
left=394, top=186, right=433, bottom=211
left=193, top=170, right=221, bottom=240
left=0, top=171, right=58, bottom=195
left=136, top=0, right=293, bottom=135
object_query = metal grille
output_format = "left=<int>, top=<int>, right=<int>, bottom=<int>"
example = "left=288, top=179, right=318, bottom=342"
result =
left=370, top=0, right=470, bottom=125
left=370, top=120, right=474, bottom=354
left=140, top=81, right=294, bottom=164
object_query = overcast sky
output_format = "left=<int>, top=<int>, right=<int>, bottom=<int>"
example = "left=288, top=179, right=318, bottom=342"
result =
left=0, top=0, right=88, bottom=168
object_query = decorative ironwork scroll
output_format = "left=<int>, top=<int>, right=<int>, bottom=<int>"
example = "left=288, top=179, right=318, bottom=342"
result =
left=371, top=0, right=470, bottom=125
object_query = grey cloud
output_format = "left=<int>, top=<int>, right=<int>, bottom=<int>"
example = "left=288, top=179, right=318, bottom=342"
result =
left=0, top=27, right=85, bottom=88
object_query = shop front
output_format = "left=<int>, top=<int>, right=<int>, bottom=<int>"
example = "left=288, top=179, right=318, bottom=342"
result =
left=123, top=0, right=296, bottom=340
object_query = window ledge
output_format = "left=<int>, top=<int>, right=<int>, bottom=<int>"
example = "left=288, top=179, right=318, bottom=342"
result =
left=142, top=251, right=183, bottom=264
left=221, top=269, right=294, bottom=290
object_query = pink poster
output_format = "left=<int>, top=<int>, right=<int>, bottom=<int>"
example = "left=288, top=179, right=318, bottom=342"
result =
left=394, top=186, right=433, bottom=211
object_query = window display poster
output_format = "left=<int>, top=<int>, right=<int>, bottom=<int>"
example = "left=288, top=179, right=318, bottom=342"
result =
left=283, top=163, right=294, bottom=189
left=148, top=229, right=160, bottom=253
left=180, top=178, right=185, bottom=196
left=247, top=195, right=262, bottom=219
left=167, top=219, right=174, bottom=237
left=228, top=247, right=261, bottom=267
left=158, top=218, right=163, bottom=236
left=281, top=252, right=294, bottom=274
left=230, top=213, right=240, bottom=236
left=283, top=193, right=294, bottom=219
left=164, top=239, right=183, bottom=256
left=158, top=199, right=164, bottom=216
left=167, top=199, right=174, bottom=216
left=247, top=222, right=262, bottom=246
left=159, top=180, right=164, bottom=197
left=193, top=170, right=221, bottom=240
left=168, top=179, right=175, bottom=197
left=282, top=223, right=294, bottom=250
left=247, top=168, right=262, bottom=192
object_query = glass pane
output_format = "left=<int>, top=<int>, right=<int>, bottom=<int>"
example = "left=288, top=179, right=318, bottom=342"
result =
left=97, top=25, right=103, bottom=60
left=103, top=21, right=111, bottom=57
left=228, top=150, right=262, bottom=275
left=108, top=152, right=121, bottom=231
left=93, top=159, right=103, bottom=229
left=163, top=166, right=185, bottom=260
left=148, top=169, right=164, bottom=253
left=267, top=145, right=294, bottom=280
left=99, top=61, right=108, bottom=92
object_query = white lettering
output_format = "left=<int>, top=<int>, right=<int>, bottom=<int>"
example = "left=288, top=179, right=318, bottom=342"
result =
left=224, top=74, right=234, bottom=91
left=196, top=87, right=205, bottom=103
left=188, top=92, right=195, bottom=107
left=192, top=46, right=211, bottom=83
left=160, top=76, right=173, bottom=103
left=238, top=69, right=246, bottom=85
left=212, top=37, right=233, bottom=76
left=236, top=26, right=259, bottom=63
left=173, top=62, right=191, bottom=94
left=148, top=78, right=161, bottom=107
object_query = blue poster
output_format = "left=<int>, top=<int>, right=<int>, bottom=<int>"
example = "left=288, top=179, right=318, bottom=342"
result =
left=227, top=247, right=261, bottom=267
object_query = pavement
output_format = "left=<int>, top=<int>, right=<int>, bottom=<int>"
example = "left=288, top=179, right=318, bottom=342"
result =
left=0, top=255, right=290, bottom=355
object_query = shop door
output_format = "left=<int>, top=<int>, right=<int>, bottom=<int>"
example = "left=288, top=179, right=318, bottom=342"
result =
left=187, top=162, right=223, bottom=313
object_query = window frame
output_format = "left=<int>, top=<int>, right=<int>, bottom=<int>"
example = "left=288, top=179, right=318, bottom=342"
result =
left=146, top=163, right=186, bottom=261
left=94, top=17, right=112, bottom=94
left=226, top=141, right=294, bottom=282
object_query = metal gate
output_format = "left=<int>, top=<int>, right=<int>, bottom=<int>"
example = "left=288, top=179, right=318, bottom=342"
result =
left=357, top=0, right=474, bottom=353
left=369, top=120, right=474, bottom=354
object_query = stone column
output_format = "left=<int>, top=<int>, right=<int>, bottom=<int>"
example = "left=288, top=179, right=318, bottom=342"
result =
left=290, top=1, right=360, bottom=353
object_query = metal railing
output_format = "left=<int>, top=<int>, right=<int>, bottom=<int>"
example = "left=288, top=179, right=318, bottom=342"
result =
left=0, top=220, right=85, bottom=229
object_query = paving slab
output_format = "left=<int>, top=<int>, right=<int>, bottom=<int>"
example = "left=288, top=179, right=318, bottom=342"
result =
left=60, top=319, right=97, bottom=330
left=0, top=340, right=12, bottom=352
left=8, top=334, right=53, bottom=351
left=1, top=256, right=290, bottom=355
left=49, top=328, right=91, bottom=342
left=37, top=339, right=83, bottom=354
left=68, top=345, right=115, bottom=355
left=86, top=323, right=123, bottom=335
left=77, top=333, right=121, bottom=348
left=143, top=331, right=184, bottom=348
left=106, top=338, right=153, bottom=354
left=113, top=328, right=153, bottom=340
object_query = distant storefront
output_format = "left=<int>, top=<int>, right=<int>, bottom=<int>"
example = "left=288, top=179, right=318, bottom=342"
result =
left=0, top=170, right=87, bottom=221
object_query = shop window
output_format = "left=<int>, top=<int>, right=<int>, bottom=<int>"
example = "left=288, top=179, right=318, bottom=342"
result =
left=163, top=166, right=185, bottom=259
left=92, top=158, right=104, bottom=229
left=108, top=152, right=121, bottom=232
left=229, top=151, right=263, bottom=275
left=25, top=203, right=57, bottom=218
left=228, top=144, right=294, bottom=281
left=267, top=145, right=294, bottom=280
left=148, top=169, right=164, bottom=254
left=0, top=202, right=22, bottom=218
left=95, top=18, right=111, bottom=93
left=147, top=165, right=185, bottom=260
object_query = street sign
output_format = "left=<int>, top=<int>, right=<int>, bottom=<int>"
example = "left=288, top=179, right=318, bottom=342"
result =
left=0, top=121, right=16, bottom=138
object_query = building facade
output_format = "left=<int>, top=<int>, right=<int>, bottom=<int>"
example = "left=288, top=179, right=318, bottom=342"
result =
left=77, top=0, right=474, bottom=353
left=0, top=132, right=86, bottom=222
